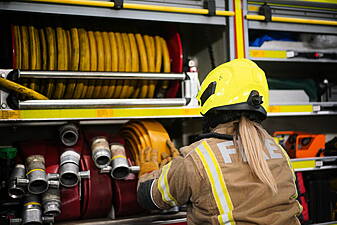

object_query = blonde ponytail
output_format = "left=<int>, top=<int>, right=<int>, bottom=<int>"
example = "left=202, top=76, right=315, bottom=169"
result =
left=236, top=117, right=278, bottom=194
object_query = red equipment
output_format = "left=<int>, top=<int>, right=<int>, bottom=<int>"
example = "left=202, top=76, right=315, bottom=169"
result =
left=82, top=131, right=142, bottom=217
left=166, top=27, right=183, bottom=98
left=296, top=172, right=310, bottom=223
left=273, top=131, right=325, bottom=158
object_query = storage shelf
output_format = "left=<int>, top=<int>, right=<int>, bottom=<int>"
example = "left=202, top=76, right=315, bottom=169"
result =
left=268, top=102, right=337, bottom=117
left=249, top=49, right=337, bottom=63
left=0, top=107, right=202, bottom=121
left=251, top=57, right=337, bottom=63
left=291, top=156, right=337, bottom=172
left=0, top=1, right=227, bottom=25
left=1, top=102, right=337, bottom=121
left=248, top=0, right=337, bottom=9
left=247, top=1, right=337, bottom=34
left=248, top=20, right=337, bottom=34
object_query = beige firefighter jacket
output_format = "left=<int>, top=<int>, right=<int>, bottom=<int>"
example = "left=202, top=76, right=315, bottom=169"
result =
left=138, top=122, right=302, bottom=225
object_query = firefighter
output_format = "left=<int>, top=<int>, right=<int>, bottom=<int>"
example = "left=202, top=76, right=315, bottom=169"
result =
left=137, top=58, right=302, bottom=225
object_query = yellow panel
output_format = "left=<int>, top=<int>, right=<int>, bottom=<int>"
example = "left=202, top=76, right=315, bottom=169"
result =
left=96, top=107, right=201, bottom=118
left=291, top=160, right=316, bottom=170
left=268, top=105, right=313, bottom=113
left=250, top=49, right=287, bottom=59
left=0, top=110, right=21, bottom=119
left=0, top=108, right=201, bottom=120
left=248, top=5, right=259, bottom=11
left=21, top=109, right=97, bottom=119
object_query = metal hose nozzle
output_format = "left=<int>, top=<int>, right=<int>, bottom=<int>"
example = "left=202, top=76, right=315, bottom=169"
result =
left=59, top=150, right=80, bottom=187
left=22, top=194, right=43, bottom=225
left=26, top=155, right=48, bottom=195
left=42, top=187, right=61, bottom=217
left=8, top=164, right=27, bottom=199
left=91, top=137, right=111, bottom=169
left=110, top=143, right=130, bottom=180
left=59, top=123, right=79, bottom=147
left=59, top=150, right=90, bottom=187
left=10, top=194, right=55, bottom=225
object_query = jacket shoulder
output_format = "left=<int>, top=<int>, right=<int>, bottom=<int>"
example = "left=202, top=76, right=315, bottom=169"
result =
left=179, top=139, right=206, bottom=157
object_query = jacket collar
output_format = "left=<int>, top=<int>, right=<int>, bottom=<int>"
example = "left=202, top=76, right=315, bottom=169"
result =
left=211, top=121, right=238, bottom=135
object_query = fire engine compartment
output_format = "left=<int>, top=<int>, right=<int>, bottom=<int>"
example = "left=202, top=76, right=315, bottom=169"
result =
left=0, top=7, right=227, bottom=224
left=1, top=0, right=337, bottom=224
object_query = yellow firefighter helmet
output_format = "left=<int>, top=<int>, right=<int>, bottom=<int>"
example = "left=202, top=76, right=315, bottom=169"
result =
left=196, top=58, right=269, bottom=119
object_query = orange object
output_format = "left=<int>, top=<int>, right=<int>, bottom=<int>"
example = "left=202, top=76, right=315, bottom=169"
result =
left=273, top=131, right=325, bottom=158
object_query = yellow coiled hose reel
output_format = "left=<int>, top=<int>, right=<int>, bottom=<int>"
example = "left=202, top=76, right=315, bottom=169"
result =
left=8, top=24, right=173, bottom=100
left=121, top=120, right=172, bottom=167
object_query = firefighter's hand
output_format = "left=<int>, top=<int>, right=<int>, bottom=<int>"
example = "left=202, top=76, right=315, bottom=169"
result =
left=166, top=139, right=180, bottom=158
left=139, top=147, right=159, bottom=176
left=159, top=140, right=181, bottom=168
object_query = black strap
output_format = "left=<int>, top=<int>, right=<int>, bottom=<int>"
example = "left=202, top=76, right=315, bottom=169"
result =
left=258, top=3, right=272, bottom=22
left=203, top=0, right=216, bottom=16
left=113, top=0, right=123, bottom=9
left=194, top=132, right=233, bottom=142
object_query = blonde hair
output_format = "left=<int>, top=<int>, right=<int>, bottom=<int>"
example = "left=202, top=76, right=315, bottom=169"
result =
left=235, top=116, right=278, bottom=194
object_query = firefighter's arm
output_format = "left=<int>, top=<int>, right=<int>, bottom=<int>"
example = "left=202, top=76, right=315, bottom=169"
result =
left=137, top=140, right=191, bottom=210
left=137, top=157, right=191, bottom=210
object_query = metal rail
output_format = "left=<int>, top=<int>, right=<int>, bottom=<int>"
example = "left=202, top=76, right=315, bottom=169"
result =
left=246, top=14, right=337, bottom=26
left=28, top=0, right=235, bottom=16
left=19, top=71, right=186, bottom=80
left=57, top=212, right=187, bottom=225
left=19, top=98, right=187, bottom=109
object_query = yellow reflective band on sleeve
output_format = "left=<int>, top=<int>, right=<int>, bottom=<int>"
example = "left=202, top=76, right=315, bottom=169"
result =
left=195, top=142, right=235, bottom=225
left=158, top=162, right=177, bottom=207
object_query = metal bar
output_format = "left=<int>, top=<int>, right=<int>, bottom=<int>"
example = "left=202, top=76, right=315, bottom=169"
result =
left=246, top=14, right=337, bottom=26
left=248, top=1, right=337, bottom=13
left=28, top=0, right=235, bottom=16
left=0, top=2, right=226, bottom=25
left=19, top=71, right=186, bottom=80
left=19, top=98, right=187, bottom=109
left=57, top=212, right=187, bottom=225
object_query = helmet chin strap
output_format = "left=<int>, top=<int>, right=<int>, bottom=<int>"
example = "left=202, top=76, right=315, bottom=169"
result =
left=194, top=132, right=233, bottom=142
